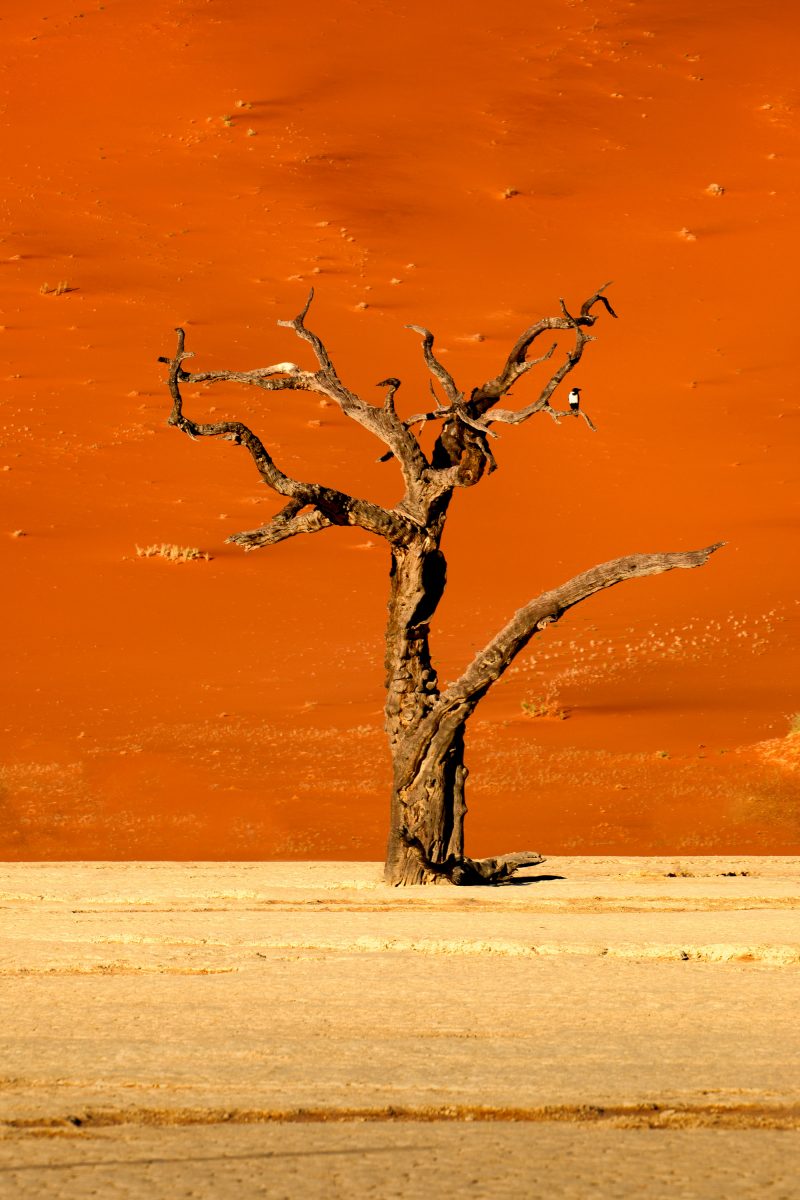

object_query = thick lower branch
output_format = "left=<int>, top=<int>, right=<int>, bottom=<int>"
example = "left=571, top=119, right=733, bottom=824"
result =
left=407, top=543, right=725, bottom=761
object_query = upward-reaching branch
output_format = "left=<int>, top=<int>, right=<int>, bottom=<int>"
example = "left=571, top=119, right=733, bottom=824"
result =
left=405, top=324, right=461, bottom=404
left=470, top=283, right=617, bottom=426
left=404, top=543, right=725, bottom=761
left=276, top=289, right=429, bottom=485
left=444, top=542, right=724, bottom=710
left=386, top=285, right=618, bottom=494
left=277, top=287, right=337, bottom=373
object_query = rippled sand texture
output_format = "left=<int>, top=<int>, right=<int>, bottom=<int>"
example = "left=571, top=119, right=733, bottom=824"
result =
left=2, top=0, right=800, bottom=860
left=2, top=860, right=799, bottom=1196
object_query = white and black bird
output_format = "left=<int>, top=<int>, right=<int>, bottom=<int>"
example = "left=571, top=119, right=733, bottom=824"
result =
left=568, top=387, right=582, bottom=413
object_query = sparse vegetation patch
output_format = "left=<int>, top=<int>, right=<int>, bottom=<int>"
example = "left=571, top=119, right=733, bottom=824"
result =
left=39, top=281, right=73, bottom=296
left=135, top=543, right=211, bottom=563
left=521, top=695, right=569, bottom=720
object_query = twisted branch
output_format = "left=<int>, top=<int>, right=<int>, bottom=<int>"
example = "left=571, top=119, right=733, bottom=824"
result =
left=441, top=542, right=724, bottom=714
left=160, top=328, right=414, bottom=548
left=469, top=283, right=617, bottom=427
left=382, top=286, right=615, bottom=488
left=162, top=286, right=615, bottom=536
left=227, top=501, right=332, bottom=551
left=401, top=542, right=726, bottom=773
left=405, top=324, right=461, bottom=404
left=277, top=287, right=336, bottom=373
left=168, top=290, right=429, bottom=487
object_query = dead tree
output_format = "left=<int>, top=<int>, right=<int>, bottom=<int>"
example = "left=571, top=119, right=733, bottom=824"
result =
left=160, top=285, right=722, bottom=885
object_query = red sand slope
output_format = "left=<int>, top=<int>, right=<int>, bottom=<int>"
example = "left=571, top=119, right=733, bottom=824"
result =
left=1, top=0, right=799, bottom=859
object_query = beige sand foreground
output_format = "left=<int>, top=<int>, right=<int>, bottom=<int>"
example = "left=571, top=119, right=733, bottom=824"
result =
left=2, top=858, right=799, bottom=1198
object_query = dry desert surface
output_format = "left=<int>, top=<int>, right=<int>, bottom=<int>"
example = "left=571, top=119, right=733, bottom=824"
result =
left=2, top=857, right=799, bottom=1198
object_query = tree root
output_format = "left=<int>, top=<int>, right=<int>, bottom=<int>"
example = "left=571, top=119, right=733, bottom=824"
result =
left=400, top=830, right=545, bottom=885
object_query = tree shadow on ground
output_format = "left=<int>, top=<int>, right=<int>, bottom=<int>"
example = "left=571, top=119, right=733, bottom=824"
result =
left=505, top=873, right=565, bottom=885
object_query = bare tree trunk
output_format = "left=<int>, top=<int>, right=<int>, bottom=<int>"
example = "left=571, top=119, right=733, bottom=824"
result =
left=381, top=533, right=542, bottom=885
left=382, top=536, right=465, bottom=885
left=386, top=724, right=468, bottom=885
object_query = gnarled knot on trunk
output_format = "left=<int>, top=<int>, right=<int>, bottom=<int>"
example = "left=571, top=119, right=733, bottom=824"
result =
left=399, top=828, right=545, bottom=886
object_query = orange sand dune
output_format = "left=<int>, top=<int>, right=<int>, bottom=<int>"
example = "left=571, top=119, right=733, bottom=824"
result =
left=1, top=0, right=799, bottom=859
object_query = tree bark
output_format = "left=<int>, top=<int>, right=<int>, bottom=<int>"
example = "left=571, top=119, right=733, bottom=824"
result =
left=382, top=534, right=463, bottom=885
left=385, top=726, right=467, bottom=885
left=381, top=528, right=547, bottom=887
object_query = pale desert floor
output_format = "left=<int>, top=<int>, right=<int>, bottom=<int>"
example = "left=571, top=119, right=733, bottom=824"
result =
left=1, top=857, right=799, bottom=1198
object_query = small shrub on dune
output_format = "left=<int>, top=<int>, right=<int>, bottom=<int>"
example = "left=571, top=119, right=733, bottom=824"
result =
left=39, top=281, right=73, bottom=296
left=135, top=543, right=211, bottom=563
